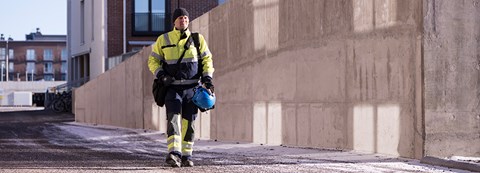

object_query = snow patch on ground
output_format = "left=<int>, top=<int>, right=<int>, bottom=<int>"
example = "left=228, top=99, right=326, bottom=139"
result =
left=50, top=122, right=475, bottom=173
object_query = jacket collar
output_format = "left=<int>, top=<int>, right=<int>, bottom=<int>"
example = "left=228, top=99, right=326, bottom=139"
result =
left=172, top=27, right=191, bottom=38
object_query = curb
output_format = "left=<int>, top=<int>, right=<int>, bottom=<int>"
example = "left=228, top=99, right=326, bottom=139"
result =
left=421, top=156, right=480, bottom=172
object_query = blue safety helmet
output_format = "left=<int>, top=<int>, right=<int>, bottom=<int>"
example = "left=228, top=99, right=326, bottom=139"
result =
left=192, top=87, right=216, bottom=109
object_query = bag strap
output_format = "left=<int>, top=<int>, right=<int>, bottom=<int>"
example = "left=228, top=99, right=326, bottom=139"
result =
left=176, top=35, right=193, bottom=65
left=191, top=33, right=202, bottom=77
left=191, top=33, right=201, bottom=56
left=171, top=35, right=194, bottom=79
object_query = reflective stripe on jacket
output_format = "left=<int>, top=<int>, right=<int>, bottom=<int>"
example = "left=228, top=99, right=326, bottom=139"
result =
left=148, top=28, right=214, bottom=81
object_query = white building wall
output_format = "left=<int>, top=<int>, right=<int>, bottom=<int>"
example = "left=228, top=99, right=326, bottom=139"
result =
left=67, top=0, right=107, bottom=82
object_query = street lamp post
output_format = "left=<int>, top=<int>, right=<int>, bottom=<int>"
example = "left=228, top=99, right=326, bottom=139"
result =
left=1, top=63, right=3, bottom=82
left=5, top=38, right=9, bottom=82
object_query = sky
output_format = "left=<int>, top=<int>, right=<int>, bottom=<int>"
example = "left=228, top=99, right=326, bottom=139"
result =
left=0, top=0, right=66, bottom=41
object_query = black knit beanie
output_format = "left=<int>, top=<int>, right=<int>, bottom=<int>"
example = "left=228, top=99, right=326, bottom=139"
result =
left=173, top=8, right=189, bottom=21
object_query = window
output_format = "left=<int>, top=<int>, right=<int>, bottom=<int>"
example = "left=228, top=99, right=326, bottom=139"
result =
left=61, top=74, right=66, bottom=81
left=0, top=61, right=4, bottom=81
left=8, top=49, right=13, bottom=59
left=81, top=0, right=85, bottom=44
left=133, top=0, right=168, bottom=35
left=61, top=62, right=67, bottom=73
left=27, top=74, right=36, bottom=81
left=27, top=49, right=36, bottom=61
left=44, top=49, right=53, bottom=61
left=44, top=62, right=53, bottom=73
left=0, top=48, right=5, bottom=60
left=44, top=74, right=54, bottom=81
left=26, top=62, right=35, bottom=73
left=8, top=62, right=13, bottom=72
left=61, top=48, right=68, bottom=61
left=218, top=0, right=228, bottom=5
left=91, top=0, right=95, bottom=41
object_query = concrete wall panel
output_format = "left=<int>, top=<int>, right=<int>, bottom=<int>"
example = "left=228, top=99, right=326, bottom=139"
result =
left=83, top=82, right=93, bottom=124
left=109, top=63, right=127, bottom=127
left=215, top=67, right=254, bottom=103
left=125, top=51, right=143, bottom=129
left=90, top=76, right=99, bottom=124
left=252, top=54, right=296, bottom=101
left=198, top=111, right=211, bottom=139
left=266, top=102, right=282, bottom=145
left=253, top=102, right=267, bottom=144
left=98, top=73, right=111, bottom=126
left=211, top=102, right=253, bottom=142
left=226, top=0, right=255, bottom=66
left=282, top=103, right=297, bottom=146
left=207, top=4, right=229, bottom=76
left=232, top=102, right=252, bottom=142
left=423, top=0, right=480, bottom=157
left=214, top=104, right=234, bottom=141
left=295, top=44, right=346, bottom=102
left=74, top=86, right=85, bottom=122
left=296, top=104, right=311, bottom=147
left=149, top=103, right=163, bottom=131
left=310, top=103, right=346, bottom=149
left=142, top=47, right=157, bottom=131
left=376, top=104, right=402, bottom=156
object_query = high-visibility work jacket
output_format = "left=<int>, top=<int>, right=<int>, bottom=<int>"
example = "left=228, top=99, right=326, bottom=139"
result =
left=148, top=28, right=214, bottom=84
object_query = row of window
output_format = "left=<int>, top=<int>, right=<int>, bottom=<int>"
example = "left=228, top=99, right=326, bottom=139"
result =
left=79, top=0, right=227, bottom=41
left=0, top=48, right=67, bottom=61
left=0, top=48, right=14, bottom=60
left=0, top=73, right=67, bottom=81
left=0, top=61, right=67, bottom=74
left=132, top=0, right=228, bottom=35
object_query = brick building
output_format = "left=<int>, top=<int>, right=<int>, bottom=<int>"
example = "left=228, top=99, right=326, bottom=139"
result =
left=67, top=0, right=223, bottom=86
left=0, top=29, right=67, bottom=82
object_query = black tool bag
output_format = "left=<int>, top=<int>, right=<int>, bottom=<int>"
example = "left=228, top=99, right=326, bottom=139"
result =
left=152, top=78, right=167, bottom=107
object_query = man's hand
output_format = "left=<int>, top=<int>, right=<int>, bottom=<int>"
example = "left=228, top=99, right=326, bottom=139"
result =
left=201, top=76, right=214, bottom=93
left=157, top=74, right=174, bottom=86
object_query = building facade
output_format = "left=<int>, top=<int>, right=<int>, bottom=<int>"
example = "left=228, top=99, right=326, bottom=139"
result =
left=67, top=0, right=222, bottom=86
left=0, top=30, right=67, bottom=82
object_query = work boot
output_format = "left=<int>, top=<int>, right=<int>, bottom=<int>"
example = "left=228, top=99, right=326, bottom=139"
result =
left=181, top=156, right=194, bottom=167
left=165, top=153, right=181, bottom=167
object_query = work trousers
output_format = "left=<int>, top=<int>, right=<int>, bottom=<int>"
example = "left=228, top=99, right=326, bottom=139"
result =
left=165, top=85, right=198, bottom=157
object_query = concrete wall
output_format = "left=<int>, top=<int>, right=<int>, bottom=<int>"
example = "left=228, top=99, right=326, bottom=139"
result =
left=190, top=0, right=424, bottom=159
left=74, top=0, right=480, bottom=159
left=74, top=47, right=211, bottom=139
left=423, top=0, right=480, bottom=157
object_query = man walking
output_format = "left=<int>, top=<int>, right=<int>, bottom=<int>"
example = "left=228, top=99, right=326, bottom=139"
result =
left=148, top=8, right=214, bottom=167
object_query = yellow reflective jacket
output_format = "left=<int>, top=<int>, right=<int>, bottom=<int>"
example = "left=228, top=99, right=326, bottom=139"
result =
left=148, top=28, right=214, bottom=83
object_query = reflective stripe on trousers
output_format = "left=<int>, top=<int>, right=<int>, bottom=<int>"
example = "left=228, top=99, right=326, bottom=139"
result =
left=166, top=114, right=196, bottom=156
left=167, top=114, right=182, bottom=153
left=181, top=118, right=195, bottom=156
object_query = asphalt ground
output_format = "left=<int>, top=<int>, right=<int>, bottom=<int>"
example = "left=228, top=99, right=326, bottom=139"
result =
left=0, top=107, right=475, bottom=173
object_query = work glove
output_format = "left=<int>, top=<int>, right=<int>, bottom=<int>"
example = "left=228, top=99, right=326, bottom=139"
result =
left=201, top=76, right=214, bottom=93
left=157, top=73, right=174, bottom=86
left=198, top=105, right=215, bottom=112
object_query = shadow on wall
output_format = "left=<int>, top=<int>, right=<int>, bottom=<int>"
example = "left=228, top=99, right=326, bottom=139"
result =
left=204, top=0, right=422, bottom=158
